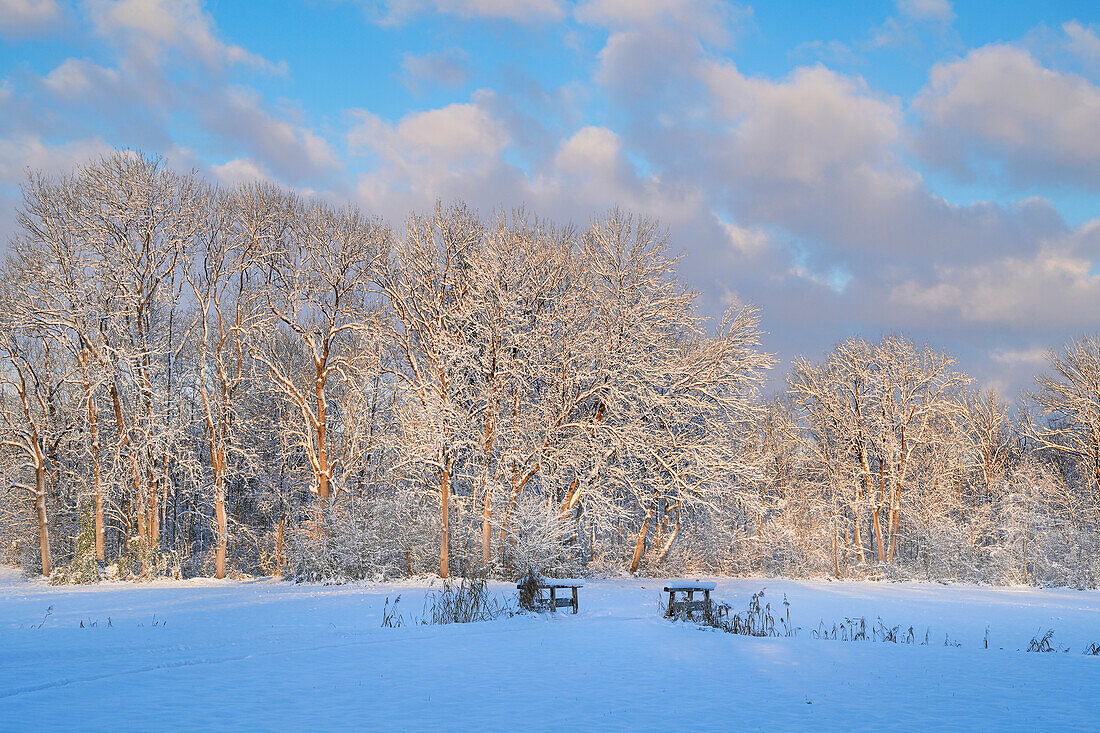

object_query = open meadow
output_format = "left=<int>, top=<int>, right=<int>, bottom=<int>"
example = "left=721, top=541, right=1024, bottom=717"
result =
left=2, top=568, right=1098, bottom=732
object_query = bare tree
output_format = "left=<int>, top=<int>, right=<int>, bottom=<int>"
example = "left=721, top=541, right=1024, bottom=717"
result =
left=789, top=336, right=969, bottom=566
left=375, top=204, right=484, bottom=578
left=184, top=184, right=275, bottom=577
left=74, top=153, right=204, bottom=559
left=965, top=389, right=1015, bottom=495
left=10, top=169, right=115, bottom=560
left=1026, top=336, right=1100, bottom=525
left=535, top=211, right=772, bottom=574
left=456, top=210, right=582, bottom=568
left=0, top=312, right=68, bottom=575
left=257, top=194, right=387, bottom=507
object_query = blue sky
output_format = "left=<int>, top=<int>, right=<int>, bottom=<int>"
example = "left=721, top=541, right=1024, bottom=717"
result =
left=1, top=0, right=1099, bottom=395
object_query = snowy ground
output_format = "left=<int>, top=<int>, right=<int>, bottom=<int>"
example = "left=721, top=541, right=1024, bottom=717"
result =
left=1, top=569, right=1098, bottom=731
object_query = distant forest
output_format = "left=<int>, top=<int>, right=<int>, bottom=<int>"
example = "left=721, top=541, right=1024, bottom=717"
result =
left=1, top=152, right=1098, bottom=587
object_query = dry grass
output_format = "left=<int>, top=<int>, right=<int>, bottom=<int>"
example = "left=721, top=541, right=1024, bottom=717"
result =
left=1026, top=629, right=1057, bottom=653
left=516, top=569, right=543, bottom=613
left=421, top=569, right=516, bottom=625
left=671, top=589, right=797, bottom=638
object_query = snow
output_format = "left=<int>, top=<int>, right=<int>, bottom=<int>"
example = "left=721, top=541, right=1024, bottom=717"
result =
left=663, top=580, right=717, bottom=590
left=518, top=578, right=585, bottom=587
left=2, top=568, right=1099, bottom=731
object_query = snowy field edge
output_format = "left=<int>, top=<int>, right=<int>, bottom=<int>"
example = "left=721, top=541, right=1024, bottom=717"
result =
left=2, top=566, right=1099, bottom=731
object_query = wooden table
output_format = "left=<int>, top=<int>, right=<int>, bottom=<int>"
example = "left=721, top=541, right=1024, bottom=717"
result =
left=517, top=579, right=584, bottom=614
left=663, top=581, right=717, bottom=618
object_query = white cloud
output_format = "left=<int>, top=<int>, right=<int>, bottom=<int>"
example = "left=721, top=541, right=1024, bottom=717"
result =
left=580, top=18, right=1094, bottom=395
left=869, top=0, right=955, bottom=49
left=347, top=99, right=522, bottom=221
left=897, top=0, right=955, bottom=24
left=200, top=88, right=340, bottom=182
left=545, top=126, right=713, bottom=229
left=370, top=0, right=565, bottom=25
left=1063, top=20, right=1100, bottom=68
left=793, top=39, right=861, bottom=67
left=0, top=0, right=61, bottom=37
left=349, top=102, right=509, bottom=170
left=43, top=58, right=123, bottom=98
left=889, top=220, right=1100, bottom=329
left=576, top=0, right=745, bottom=46
left=87, top=0, right=283, bottom=72
left=28, top=4, right=330, bottom=187
left=990, top=347, right=1049, bottom=367
left=553, top=125, right=621, bottom=175
left=722, top=221, right=770, bottom=257
left=593, top=27, right=702, bottom=105
left=687, top=60, right=1027, bottom=269
left=0, top=134, right=113, bottom=183
left=915, top=44, right=1100, bottom=189
left=210, top=157, right=273, bottom=186
left=400, top=50, right=469, bottom=92
left=343, top=96, right=772, bottom=319
left=702, top=63, right=901, bottom=188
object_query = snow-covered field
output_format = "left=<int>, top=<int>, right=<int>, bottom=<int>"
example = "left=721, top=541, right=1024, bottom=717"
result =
left=1, top=569, right=1098, bottom=731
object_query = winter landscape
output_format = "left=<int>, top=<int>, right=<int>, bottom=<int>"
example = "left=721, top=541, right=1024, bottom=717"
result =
left=2, top=569, right=1100, bottom=730
left=3, top=0, right=1100, bottom=730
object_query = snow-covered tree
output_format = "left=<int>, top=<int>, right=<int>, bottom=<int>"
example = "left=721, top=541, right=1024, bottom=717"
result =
left=255, top=193, right=387, bottom=507
left=789, top=336, right=970, bottom=568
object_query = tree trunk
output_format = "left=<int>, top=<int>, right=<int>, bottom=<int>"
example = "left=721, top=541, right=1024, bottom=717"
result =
left=872, top=461, right=886, bottom=563
left=832, top=509, right=841, bottom=579
left=480, top=490, right=493, bottom=569
left=872, top=505, right=885, bottom=563
left=887, top=499, right=901, bottom=563
left=653, top=502, right=681, bottom=566
left=275, top=516, right=284, bottom=576
left=94, top=485, right=104, bottom=562
left=86, top=376, right=105, bottom=561
left=135, top=498, right=147, bottom=571
left=35, top=467, right=51, bottom=576
left=478, top=409, right=495, bottom=569
left=499, top=462, right=539, bottom=546
left=215, top=489, right=227, bottom=579
left=850, top=500, right=865, bottom=562
left=440, top=462, right=450, bottom=579
left=148, top=465, right=160, bottom=549
left=111, top=382, right=146, bottom=570
left=556, top=478, right=581, bottom=521
left=315, top=364, right=330, bottom=502
left=628, top=492, right=659, bottom=573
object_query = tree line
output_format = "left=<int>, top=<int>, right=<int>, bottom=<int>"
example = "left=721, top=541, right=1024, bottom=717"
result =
left=1, top=152, right=1097, bottom=587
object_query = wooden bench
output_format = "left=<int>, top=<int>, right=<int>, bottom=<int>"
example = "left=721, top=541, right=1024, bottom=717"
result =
left=517, top=578, right=584, bottom=614
left=663, top=581, right=717, bottom=618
